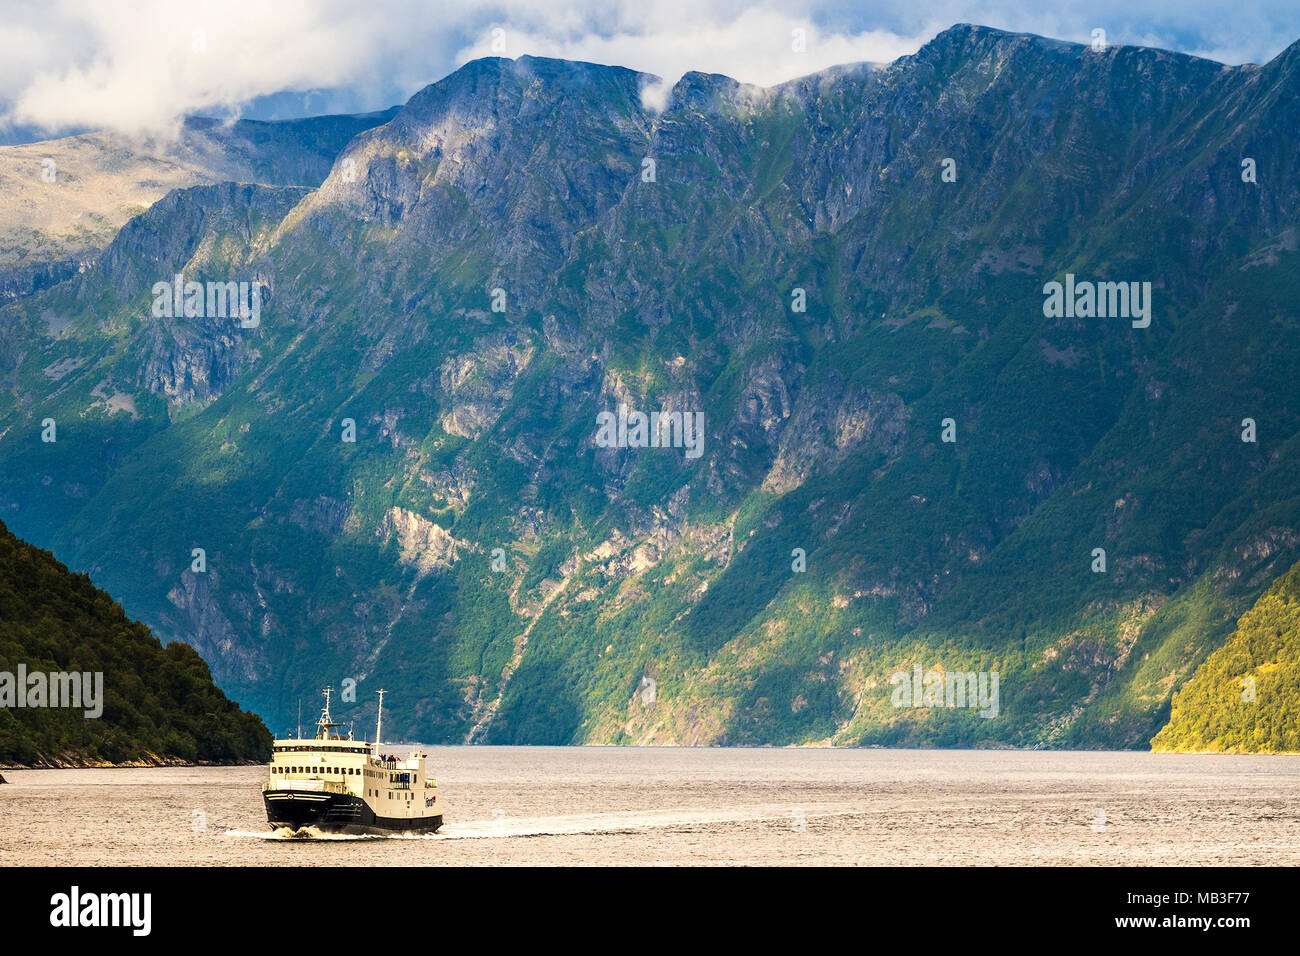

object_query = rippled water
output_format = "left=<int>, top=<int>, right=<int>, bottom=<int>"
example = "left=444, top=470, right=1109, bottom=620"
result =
left=2, top=747, right=1297, bottom=865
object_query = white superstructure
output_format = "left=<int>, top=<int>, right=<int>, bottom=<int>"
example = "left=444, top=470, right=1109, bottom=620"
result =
left=262, top=688, right=444, bottom=834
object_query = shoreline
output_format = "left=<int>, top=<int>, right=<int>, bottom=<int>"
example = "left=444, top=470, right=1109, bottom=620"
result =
left=6, top=745, right=1299, bottom=772
left=1, top=754, right=265, bottom=771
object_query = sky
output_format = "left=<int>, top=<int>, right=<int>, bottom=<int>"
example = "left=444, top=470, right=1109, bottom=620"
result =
left=1, top=0, right=1298, bottom=142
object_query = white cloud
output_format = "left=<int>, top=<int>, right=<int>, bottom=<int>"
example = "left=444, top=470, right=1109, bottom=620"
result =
left=0, top=0, right=1295, bottom=139
left=0, top=0, right=423, bottom=136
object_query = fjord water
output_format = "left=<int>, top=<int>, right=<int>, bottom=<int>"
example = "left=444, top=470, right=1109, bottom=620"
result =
left=2, top=748, right=1297, bottom=865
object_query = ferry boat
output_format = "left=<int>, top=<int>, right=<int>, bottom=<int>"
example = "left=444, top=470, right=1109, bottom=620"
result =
left=263, top=688, right=444, bottom=835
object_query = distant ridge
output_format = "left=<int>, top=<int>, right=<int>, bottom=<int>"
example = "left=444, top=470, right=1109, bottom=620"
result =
left=0, top=108, right=398, bottom=302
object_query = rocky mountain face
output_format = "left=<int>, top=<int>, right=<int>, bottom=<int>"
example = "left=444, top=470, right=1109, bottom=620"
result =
left=1, top=25, right=1298, bottom=748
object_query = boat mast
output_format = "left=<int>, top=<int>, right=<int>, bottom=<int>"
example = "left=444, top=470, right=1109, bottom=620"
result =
left=374, top=689, right=385, bottom=757
left=315, top=686, right=345, bottom=740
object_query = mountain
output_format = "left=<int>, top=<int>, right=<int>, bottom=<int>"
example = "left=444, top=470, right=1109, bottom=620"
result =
left=0, top=518, right=270, bottom=767
left=0, top=110, right=398, bottom=302
left=1153, top=555, right=1300, bottom=752
left=0, top=24, right=1298, bottom=748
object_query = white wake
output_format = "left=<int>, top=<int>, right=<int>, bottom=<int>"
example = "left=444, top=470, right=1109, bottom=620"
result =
left=226, top=804, right=863, bottom=841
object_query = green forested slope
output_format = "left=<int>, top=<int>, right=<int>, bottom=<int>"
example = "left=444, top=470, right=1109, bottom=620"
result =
left=1153, top=558, right=1300, bottom=752
left=0, top=519, right=270, bottom=766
